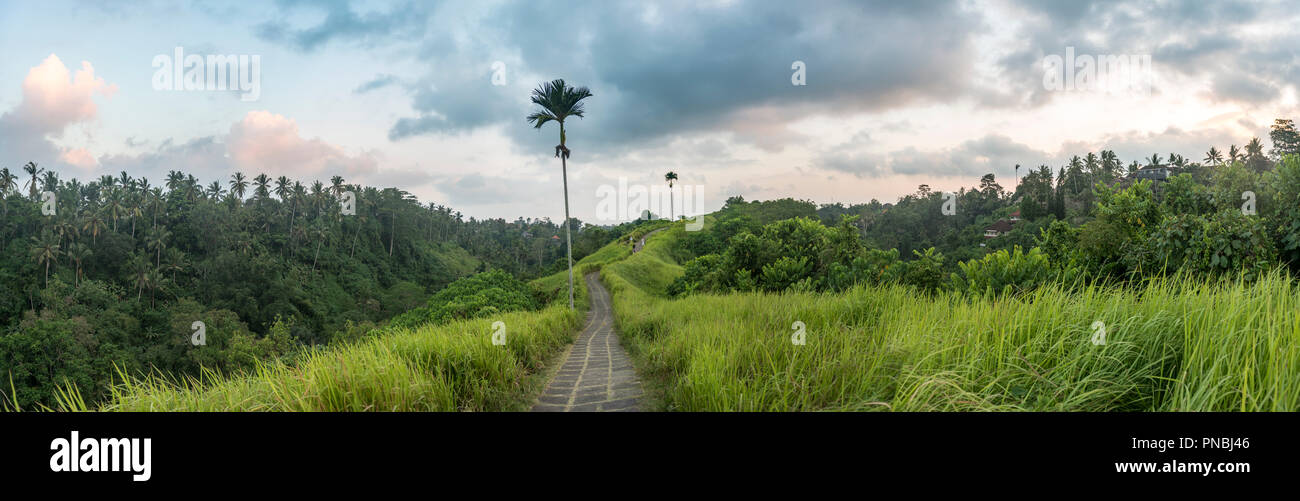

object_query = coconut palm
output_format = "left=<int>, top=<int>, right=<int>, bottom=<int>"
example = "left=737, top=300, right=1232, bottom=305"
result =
left=68, top=242, right=92, bottom=287
left=146, top=226, right=170, bottom=266
left=23, top=161, right=43, bottom=200
left=229, top=172, right=249, bottom=201
left=82, top=209, right=107, bottom=244
left=1228, top=145, right=1241, bottom=164
left=0, top=167, right=16, bottom=217
left=526, top=79, right=593, bottom=310
left=1204, top=147, right=1223, bottom=166
left=30, top=231, right=60, bottom=287
left=0, top=167, right=16, bottom=195
left=253, top=174, right=271, bottom=201
left=664, top=171, right=679, bottom=220
left=274, top=176, right=291, bottom=201
left=206, top=181, right=223, bottom=200
left=330, top=175, right=346, bottom=199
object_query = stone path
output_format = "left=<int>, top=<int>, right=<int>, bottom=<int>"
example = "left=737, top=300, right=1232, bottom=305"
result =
left=633, top=228, right=664, bottom=254
left=530, top=272, right=643, bottom=412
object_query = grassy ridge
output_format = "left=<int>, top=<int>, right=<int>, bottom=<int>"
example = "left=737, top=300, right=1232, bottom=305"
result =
left=85, top=238, right=640, bottom=411
left=604, top=224, right=1300, bottom=411
left=98, top=304, right=582, bottom=411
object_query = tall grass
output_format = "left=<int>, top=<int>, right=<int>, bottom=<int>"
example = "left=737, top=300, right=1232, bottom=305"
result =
left=74, top=239, right=629, bottom=412
left=604, top=225, right=1300, bottom=411
left=90, top=302, right=582, bottom=411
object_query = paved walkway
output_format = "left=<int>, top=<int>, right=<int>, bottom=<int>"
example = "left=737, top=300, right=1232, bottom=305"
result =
left=633, top=228, right=664, bottom=254
left=531, top=272, right=643, bottom=412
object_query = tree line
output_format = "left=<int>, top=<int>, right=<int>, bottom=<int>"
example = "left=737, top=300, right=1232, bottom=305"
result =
left=0, top=166, right=614, bottom=408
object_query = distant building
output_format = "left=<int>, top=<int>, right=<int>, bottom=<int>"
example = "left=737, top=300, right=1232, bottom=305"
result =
left=984, top=219, right=1015, bottom=238
left=1131, top=166, right=1173, bottom=181
left=1009, top=210, right=1021, bottom=222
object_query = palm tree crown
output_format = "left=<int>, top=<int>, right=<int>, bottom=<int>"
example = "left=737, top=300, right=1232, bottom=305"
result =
left=526, top=79, right=593, bottom=158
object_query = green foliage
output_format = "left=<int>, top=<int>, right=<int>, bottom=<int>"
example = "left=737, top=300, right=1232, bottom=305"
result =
left=951, top=246, right=1057, bottom=296
left=607, top=226, right=1300, bottom=412
left=0, top=168, right=609, bottom=409
left=1268, top=155, right=1300, bottom=268
left=389, top=270, right=539, bottom=329
left=900, top=248, right=946, bottom=293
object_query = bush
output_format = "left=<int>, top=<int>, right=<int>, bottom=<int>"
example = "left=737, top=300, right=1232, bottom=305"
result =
left=900, top=248, right=946, bottom=292
left=389, top=270, right=538, bottom=329
left=951, top=246, right=1055, bottom=296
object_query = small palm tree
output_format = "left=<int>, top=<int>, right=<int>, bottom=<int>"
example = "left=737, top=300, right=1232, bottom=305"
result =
left=526, top=79, right=593, bottom=310
left=664, top=171, right=679, bottom=220
left=1228, top=144, right=1241, bottom=164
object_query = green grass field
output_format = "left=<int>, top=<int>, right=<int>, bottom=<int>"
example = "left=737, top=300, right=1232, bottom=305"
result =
left=604, top=223, right=1300, bottom=411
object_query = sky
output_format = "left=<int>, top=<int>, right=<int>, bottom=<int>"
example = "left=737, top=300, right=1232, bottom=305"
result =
left=1, top=0, right=1298, bottom=225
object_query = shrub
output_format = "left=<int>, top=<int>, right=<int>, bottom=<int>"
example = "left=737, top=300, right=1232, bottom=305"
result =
left=951, top=246, right=1055, bottom=296
left=389, top=270, right=538, bottom=329
left=760, top=256, right=813, bottom=291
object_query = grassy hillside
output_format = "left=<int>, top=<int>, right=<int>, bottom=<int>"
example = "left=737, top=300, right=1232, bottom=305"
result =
left=604, top=223, right=1300, bottom=411
left=70, top=235, right=643, bottom=411
left=89, top=303, right=582, bottom=411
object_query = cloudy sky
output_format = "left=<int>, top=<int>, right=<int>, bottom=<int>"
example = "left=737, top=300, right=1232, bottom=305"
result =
left=1, top=0, right=1297, bottom=224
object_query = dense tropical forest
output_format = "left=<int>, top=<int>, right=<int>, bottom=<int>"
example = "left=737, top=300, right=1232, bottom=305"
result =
left=0, top=166, right=624, bottom=408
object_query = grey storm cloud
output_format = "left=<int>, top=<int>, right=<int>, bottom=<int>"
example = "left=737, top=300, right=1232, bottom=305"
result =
left=251, top=0, right=986, bottom=153
left=239, top=0, right=1298, bottom=180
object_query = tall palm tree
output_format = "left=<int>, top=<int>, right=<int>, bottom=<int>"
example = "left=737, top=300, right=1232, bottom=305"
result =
left=146, top=226, right=170, bottom=266
left=330, top=175, right=346, bottom=199
left=68, top=242, right=92, bottom=287
left=23, top=161, right=43, bottom=200
left=311, top=224, right=330, bottom=272
left=0, top=167, right=16, bottom=196
left=229, top=172, right=249, bottom=201
left=1204, top=147, right=1223, bottom=166
left=664, top=171, right=679, bottom=220
left=274, top=176, right=291, bottom=201
left=253, top=174, right=271, bottom=202
left=206, top=181, right=223, bottom=200
left=82, top=209, right=106, bottom=244
left=526, top=79, right=593, bottom=310
left=0, top=167, right=16, bottom=217
left=30, top=231, right=60, bottom=287
left=1228, top=145, right=1241, bottom=164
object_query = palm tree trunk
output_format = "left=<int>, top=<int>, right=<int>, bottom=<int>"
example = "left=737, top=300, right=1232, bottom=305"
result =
left=562, top=153, right=574, bottom=310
